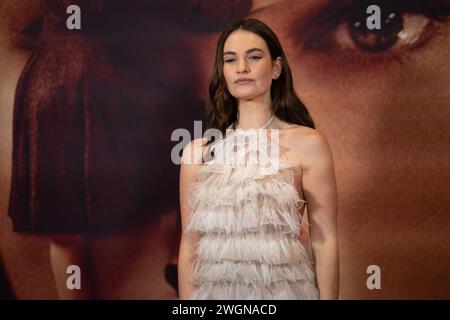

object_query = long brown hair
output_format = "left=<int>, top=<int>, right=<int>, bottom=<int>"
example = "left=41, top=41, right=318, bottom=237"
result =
left=205, top=18, right=315, bottom=140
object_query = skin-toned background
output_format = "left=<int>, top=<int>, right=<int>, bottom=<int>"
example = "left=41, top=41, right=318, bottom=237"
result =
left=1, top=0, right=449, bottom=299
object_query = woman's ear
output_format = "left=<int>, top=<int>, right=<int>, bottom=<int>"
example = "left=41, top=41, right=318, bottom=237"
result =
left=272, top=57, right=282, bottom=79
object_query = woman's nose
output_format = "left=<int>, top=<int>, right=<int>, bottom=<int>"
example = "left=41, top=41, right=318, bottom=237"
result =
left=237, top=59, right=249, bottom=73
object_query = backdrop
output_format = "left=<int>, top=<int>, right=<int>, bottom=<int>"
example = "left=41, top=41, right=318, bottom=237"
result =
left=0, top=0, right=449, bottom=299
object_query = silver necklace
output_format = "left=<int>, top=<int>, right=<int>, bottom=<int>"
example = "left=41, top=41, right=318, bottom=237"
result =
left=235, top=114, right=275, bottom=130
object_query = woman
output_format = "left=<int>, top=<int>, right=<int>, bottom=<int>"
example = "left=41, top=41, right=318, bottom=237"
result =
left=178, top=19, right=339, bottom=300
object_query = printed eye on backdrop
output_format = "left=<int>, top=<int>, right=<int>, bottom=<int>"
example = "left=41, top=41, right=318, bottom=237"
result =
left=296, top=0, right=450, bottom=68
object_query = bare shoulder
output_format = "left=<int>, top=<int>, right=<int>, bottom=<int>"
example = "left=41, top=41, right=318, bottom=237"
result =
left=181, top=137, right=208, bottom=165
left=294, top=127, right=329, bottom=152
left=279, top=125, right=332, bottom=167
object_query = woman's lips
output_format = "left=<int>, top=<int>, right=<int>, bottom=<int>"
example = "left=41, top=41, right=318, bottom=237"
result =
left=235, top=79, right=254, bottom=85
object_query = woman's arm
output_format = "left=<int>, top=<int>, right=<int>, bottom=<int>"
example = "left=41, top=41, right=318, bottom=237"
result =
left=178, top=138, right=204, bottom=299
left=300, top=130, right=339, bottom=300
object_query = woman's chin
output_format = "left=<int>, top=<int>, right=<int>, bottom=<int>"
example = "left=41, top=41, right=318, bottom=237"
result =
left=233, top=93, right=260, bottom=101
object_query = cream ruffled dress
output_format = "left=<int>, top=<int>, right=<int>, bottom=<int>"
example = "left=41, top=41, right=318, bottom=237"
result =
left=185, top=128, right=319, bottom=299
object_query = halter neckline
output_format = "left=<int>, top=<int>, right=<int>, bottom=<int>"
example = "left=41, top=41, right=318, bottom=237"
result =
left=235, top=114, right=275, bottom=130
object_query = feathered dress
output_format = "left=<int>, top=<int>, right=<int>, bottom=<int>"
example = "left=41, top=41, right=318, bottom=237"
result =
left=185, top=128, right=319, bottom=300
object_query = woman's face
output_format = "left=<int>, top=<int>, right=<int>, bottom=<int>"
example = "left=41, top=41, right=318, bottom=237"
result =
left=222, top=30, right=281, bottom=102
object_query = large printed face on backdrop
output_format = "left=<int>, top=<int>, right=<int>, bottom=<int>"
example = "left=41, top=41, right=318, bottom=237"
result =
left=0, top=0, right=449, bottom=299
left=183, top=0, right=450, bottom=298
left=240, top=0, right=450, bottom=299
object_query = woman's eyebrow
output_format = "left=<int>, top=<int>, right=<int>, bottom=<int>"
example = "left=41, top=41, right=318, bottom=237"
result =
left=223, top=48, right=264, bottom=55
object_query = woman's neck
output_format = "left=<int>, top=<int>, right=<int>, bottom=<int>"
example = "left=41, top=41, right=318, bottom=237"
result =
left=236, top=99, right=273, bottom=130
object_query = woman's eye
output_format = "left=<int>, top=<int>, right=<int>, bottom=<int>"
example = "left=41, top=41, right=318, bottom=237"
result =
left=334, top=12, right=432, bottom=53
left=12, top=16, right=44, bottom=51
left=299, top=0, right=450, bottom=57
left=223, top=56, right=261, bottom=63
